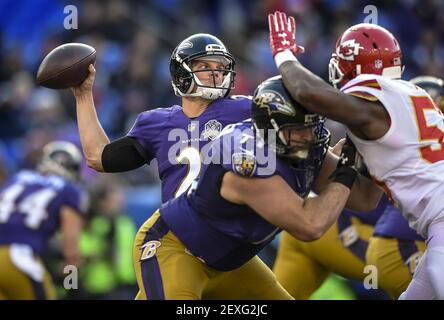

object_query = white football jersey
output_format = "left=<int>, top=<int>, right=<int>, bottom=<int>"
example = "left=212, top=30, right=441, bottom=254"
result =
left=341, top=74, right=444, bottom=238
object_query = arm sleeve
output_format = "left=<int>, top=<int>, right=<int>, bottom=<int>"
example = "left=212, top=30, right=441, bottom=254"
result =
left=61, top=183, right=89, bottom=218
left=126, top=111, right=158, bottom=159
left=101, top=136, right=150, bottom=172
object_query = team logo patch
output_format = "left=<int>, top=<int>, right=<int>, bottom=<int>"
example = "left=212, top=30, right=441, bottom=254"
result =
left=336, top=39, right=364, bottom=61
left=232, top=153, right=256, bottom=177
left=254, top=90, right=295, bottom=116
left=339, top=225, right=359, bottom=247
left=374, top=59, right=383, bottom=69
left=178, top=41, right=193, bottom=51
left=202, top=119, right=222, bottom=140
left=140, top=240, right=161, bottom=261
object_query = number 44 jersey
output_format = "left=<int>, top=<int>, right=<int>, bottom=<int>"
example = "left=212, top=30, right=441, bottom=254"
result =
left=0, top=170, right=88, bottom=254
left=342, top=74, right=444, bottom=238
left=126, top=96, right=251, bottom=203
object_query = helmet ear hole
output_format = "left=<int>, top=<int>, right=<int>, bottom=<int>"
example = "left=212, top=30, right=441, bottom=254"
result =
left=170, top=58, right=195, bottom=95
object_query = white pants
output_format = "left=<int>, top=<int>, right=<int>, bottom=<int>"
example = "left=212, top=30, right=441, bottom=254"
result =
left=399, top=220, right=444, bottom=300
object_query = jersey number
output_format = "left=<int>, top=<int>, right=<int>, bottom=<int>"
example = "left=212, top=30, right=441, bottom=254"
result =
left=174, top=147, right=202, bottom=198
left=411, top=96, right=444, bottom=163
left=0, top=184, right=57, bottom=229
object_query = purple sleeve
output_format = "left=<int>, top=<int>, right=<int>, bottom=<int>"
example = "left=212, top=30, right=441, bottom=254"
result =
left=229, top=95, right=253, bottom=120
left=126, top=111, right=157, bottom=162
left=218, top=122, right=282, bottom=179
left=62, top=183, right=89, bottom=217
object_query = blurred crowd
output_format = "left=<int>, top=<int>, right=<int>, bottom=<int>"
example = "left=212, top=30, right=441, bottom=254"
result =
left=0, top=0, right=443, bottom=299
left=1, top=0, right=443, bottom=179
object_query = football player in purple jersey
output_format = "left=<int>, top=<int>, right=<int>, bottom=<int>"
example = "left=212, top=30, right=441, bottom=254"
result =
left=132, top=76, right=382, bottom=299
left=72, top=34, right=251, bottom=203
left=0, top=141, right=87, bottom=299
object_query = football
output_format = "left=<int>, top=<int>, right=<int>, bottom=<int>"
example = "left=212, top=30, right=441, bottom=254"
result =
left=36, top=43, right=96, bottom=89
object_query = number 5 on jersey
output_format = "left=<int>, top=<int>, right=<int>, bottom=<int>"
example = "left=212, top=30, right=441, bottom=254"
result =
left=411, top=96, right=444, bottom=163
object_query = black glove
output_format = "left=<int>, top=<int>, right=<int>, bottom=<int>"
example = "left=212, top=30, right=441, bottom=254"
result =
left=329, top=136, right=358, bottom=189
left=356, top=159, right=371, bottom=179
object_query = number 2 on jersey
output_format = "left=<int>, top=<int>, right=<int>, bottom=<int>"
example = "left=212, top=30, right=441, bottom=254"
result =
left=174, top=147, right=202, bottom=198
left=411, top=96, right=444, bottom=163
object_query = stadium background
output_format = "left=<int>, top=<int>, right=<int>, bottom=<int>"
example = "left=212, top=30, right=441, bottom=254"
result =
left=0, top=0, right=443, bottom=299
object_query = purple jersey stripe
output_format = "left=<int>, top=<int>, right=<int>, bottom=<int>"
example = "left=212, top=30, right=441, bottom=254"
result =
left=140, top=216, right=169, bottom=300
left=141, top=257, right=164, bottom=300
left=397, top=240, right=419, bottom=264
left=345, top=238, right=369, bottom=262
left=336, top=212, right=369, bottom=262
left=30, top=277, right=47, bottom=300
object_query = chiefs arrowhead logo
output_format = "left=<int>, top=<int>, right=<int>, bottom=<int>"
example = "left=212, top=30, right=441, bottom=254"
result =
left=337, top=39, right=364, bottom=61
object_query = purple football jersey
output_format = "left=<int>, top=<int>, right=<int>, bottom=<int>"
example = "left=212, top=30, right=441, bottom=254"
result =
left=160, top=120, right=325, bottom=270
left=340, top=194, right=389, bottom=227
left=374, top=202, right=424, bottom=241
left=126, top=96, right=251, bottom=202
left=0, top=170, right=87, bottom=254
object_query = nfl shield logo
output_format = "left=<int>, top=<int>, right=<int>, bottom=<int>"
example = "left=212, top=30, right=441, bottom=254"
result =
left=202, top=119, right=222, bottom=140
left=374, top=59, right=383, bottom=69
left=232, top=153, right=256, bottom=177
left=188, top=122, right=197, bottom=132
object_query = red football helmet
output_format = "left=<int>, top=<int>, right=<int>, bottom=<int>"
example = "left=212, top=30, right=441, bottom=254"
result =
left=328, top=23, right=403, bottom=88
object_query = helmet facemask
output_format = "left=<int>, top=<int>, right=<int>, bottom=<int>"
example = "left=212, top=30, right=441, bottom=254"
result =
left=276, top=124, right=316, bottom=160
left=254, top=114, right=330, bottom=167
left=171, top=52, right=235, bottom=100
left=252, top=76, right=331, bottom=172
left=328, top=54, right=345, bottom=89
left=273, top=118, right=330, bottom=163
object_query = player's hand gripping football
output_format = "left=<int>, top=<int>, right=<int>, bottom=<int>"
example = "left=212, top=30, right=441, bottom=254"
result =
left=72, top=64, right=96, bottom=98
left=268, top=11, right=305, bottom=57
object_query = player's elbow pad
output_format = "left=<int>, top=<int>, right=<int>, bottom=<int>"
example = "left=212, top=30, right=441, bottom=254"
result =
left=101, top=136, right=148, bottom=172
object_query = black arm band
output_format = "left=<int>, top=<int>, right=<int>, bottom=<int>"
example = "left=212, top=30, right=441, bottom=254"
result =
left=101, top=136, right=150, bottom=172
left=329, top=166, right=358, bottom=189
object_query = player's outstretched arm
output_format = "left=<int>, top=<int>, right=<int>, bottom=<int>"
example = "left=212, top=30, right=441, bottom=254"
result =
left=220, top=173, right=352, bottom=242
left=278, top=59, right=385, bottom=130
left=72, top=65, right=150, bottom=173
left=268, top=11, right=388, bottom=138
left=72, top=64, right=109, bottom=172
